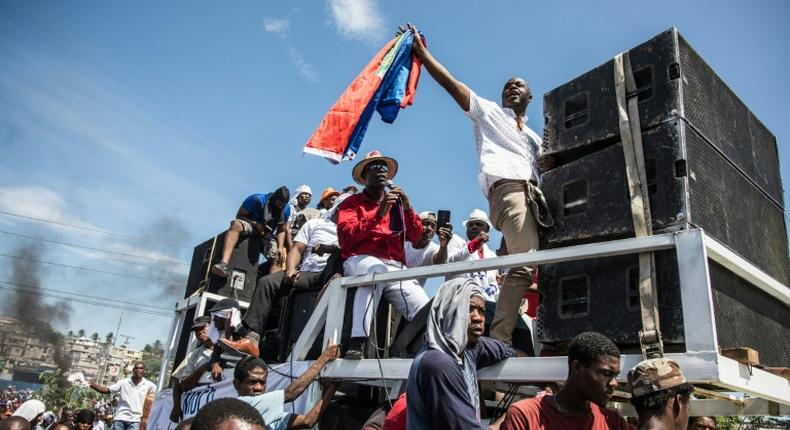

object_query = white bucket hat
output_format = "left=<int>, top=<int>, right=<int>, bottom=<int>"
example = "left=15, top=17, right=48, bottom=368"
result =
left=462, top=209, right=492, bottom=230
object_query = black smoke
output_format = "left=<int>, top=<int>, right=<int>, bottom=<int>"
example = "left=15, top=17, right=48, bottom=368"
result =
left=3, top=244, right=73, bottom=371
left=137, top=217, right=191, bottom=297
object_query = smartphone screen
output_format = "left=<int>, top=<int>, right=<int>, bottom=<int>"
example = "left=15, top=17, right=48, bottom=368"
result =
left=437, top=210, right=451, bottom=229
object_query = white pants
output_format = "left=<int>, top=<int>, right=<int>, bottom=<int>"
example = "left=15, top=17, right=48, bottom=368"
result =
left=344, top=254, right=429, bottom=338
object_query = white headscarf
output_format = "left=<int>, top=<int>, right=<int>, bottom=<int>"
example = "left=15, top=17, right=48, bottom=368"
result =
left=207, top=308, right=242, bottom=344
left=12, top=399, right=45, bottom=421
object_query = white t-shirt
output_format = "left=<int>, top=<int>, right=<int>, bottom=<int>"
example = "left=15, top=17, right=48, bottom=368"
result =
left=293, top=218, right=338, bottom=273
left=108, top=377, right=156, bottom=422
left=405, top=241, right=439, bottom=287
left=171, top=345, right=212, bottom=382
left=466, top=90, right=543, bottom=197
left=446, top=234, right=499, bottom=300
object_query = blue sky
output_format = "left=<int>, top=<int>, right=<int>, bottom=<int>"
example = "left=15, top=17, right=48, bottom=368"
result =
left=1, top=0, right=788, bottom=349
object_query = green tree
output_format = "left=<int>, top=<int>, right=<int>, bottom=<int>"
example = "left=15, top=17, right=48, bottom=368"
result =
left=39, top=371, right=102, bottom=411
left=91, top=333, right=100, bottom=342
left=105, top=332, right=114, bottom=344
left=77, top=329, right=85, bottom=337
left=140, top=339, right=165, bottom=382
left=67, top=330, right=74, bottom=338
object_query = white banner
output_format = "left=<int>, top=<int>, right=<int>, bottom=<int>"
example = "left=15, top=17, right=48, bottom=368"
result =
left=147, top=362, right=311, bottom=430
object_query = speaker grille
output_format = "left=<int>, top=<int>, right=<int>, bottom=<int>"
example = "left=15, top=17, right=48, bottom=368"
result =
left=678, top=35, right=783, bottom=205
left=685, top=123, right=790, bottom=285
left=710, top=262, right=790, bottom=367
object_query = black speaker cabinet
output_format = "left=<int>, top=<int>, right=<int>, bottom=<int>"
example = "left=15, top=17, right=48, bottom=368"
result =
left=541, top=120, right=789, bottom=286
left=538, top=252, right=790, bottom=367
left=543, top=27, right=783, bottom=207
left=184, top=232, right=262, bottom=302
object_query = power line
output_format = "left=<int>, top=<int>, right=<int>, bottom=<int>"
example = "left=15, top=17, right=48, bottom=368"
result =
left=0, top=286, right=172, bottom=317
left=0, top=280, right=174, bottom=311
left=0, top=282, right=173, bottom=317
left=0, top=230, right=190, bottom=266
left=0, top=209, right=192, bottom=249
left=0, top=253, right=186, bottom=285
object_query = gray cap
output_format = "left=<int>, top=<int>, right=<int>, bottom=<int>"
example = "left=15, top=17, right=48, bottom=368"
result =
left=190, top=315, right=211, bottom=330
left=208, top=298, right=239, bottom=313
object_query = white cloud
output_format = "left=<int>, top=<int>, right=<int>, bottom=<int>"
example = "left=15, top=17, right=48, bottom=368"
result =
left=260, top=16, right=318, bottom=82
left=262, top=18, right=290, bottom=36
left=287, top=47, right=319, bottom=83
left=328, top=0, right=385, bottom=43
left=0, top=185, right=189, bottom=276
left=0, top=186, right=102, bottom=235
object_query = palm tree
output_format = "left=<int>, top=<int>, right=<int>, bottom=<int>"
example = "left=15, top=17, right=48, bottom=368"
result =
left=90, top=333, right=99, bottom=342
left=105, top=333, right=114, bottom=344
left=67, top=330, right=74, bottom=338
left=77, top=329, right=85, bottom=338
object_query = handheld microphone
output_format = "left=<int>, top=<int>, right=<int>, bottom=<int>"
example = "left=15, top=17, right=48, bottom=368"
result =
left=385, top=180, right=404, bottom=232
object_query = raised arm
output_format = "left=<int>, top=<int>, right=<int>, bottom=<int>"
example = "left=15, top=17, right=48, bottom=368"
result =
left=407, top=24, right=471, bottom=112
left=89, top=380, right=111, bottom=395
left=283, top=341, right=340, bottom=402
left=287, top=383, right=339, bottom=429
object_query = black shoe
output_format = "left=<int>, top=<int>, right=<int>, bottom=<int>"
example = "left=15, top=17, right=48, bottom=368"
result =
left=344, top=337, right=367, bottom=360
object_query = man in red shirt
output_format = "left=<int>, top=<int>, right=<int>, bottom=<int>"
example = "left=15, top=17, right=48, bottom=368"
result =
left=336, top=150, right=430, bottom=359
left=501, top=332, right=631, bottom=430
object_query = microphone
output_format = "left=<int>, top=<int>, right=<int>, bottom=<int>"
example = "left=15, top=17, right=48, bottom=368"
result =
left=384, top=180, right=404, bottom=232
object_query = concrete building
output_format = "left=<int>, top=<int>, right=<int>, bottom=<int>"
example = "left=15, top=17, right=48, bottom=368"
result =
left=0, top=317, right=57, bottom=384
left=0, top=317, right=144, bottom=386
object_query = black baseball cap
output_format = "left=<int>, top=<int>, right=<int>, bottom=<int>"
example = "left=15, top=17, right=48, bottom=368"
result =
left=208, top=298, right=239, bottom=313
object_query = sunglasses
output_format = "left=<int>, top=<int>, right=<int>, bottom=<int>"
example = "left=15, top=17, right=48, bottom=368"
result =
left=365, top=162, right=390, bottom=173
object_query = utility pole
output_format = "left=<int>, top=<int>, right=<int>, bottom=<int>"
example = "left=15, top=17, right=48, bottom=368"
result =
left=98, top=313, right=123, bottom=385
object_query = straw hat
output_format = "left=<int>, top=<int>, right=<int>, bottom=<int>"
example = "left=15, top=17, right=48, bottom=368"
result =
left=351, top=150, right=398, bottom=185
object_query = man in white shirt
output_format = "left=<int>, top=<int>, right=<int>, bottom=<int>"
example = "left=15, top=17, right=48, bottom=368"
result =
left=404, top=211, right=452, bottom=286
left=231, top=194, right=348, bottom=354
left=446, top=210, right=499, bottom=301
left=88, top=363, right=156, bottom=430
left=169, top=316, right=213, bottom=423
left=407, top=23, right=554, bottom=346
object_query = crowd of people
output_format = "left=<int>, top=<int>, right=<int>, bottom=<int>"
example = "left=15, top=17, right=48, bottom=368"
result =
left=0, top=394, right=118, bottom=430
left=0, top=23, right=739, bottom=430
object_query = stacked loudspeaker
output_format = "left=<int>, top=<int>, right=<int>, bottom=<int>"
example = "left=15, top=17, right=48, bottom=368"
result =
left=174, top=232, right=263, bottom=368
left=184, top=232, right=262, bottom=302
left=538, top=28, right=790, bottom=367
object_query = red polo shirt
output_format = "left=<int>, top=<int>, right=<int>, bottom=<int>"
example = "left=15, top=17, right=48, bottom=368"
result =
left=336, top=191, right=423, bottom=265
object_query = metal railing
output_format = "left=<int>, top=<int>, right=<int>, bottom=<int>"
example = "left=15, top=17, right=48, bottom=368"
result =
left=160, top=228, right=790, bottom=413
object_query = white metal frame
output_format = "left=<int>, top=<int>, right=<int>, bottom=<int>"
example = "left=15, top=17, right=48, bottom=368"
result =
left=157, top=292, right=249, bottom=389
left=159, top=229, right=790, bottom=415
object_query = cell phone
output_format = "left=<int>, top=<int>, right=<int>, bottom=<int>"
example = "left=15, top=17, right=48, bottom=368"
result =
left=437, top=210, right=451, bottom=229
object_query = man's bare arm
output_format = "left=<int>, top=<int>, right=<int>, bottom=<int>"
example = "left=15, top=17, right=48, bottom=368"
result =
left=179, top=363, right=210, bottom=392
left=140, top=393, right=154, bottom=430
left=285, top=242, right=307, bottom=278
left=89, top=381, right=111, bottom=395
left=283, top=341, right=340, bottom=402
left=407, top=24, right=471, bottom=112
left=287, top=383, right=338, bottom=429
